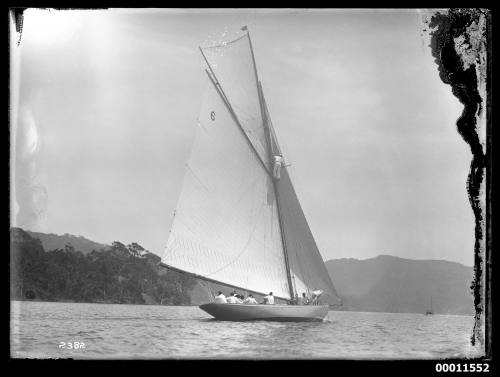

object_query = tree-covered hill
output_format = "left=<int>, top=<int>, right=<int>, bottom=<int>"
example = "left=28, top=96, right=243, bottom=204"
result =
left=25, top=230, right=109, bottom=255
left=10, top=228, right=196, bottom=305
left=325, top=255, right=474, bottom=315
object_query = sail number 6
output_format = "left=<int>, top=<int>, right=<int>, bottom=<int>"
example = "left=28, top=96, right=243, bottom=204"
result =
left=210, top=111, right=216, bottom=121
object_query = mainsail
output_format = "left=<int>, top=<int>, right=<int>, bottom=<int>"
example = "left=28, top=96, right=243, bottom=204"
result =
left=161, top=31, right=338, bottom=304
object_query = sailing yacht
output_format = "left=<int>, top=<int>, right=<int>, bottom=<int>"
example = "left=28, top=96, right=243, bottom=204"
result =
left=160, top=27, right=340, bottom=321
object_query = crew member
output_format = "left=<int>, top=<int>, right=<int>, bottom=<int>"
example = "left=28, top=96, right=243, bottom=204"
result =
left=227, top=292, right=243, bottom=304
left=300, top=292, right=310, bottom=305
left=243, top=294, right=258, bottom=305
left=263, top=292, right=275, bottom=305
left=214, top=291, right=227, bottom=304
left=273, top=154, right=283, bottom=179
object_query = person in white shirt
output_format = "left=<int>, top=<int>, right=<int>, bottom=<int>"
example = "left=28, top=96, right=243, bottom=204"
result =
left=226, top=292, right=243, bottom=304
left=214, top=291, right=227, bottom=304
left=311, top=290, right=323, bottom=305
left=273, top=154, right=283, bottom=179
left=300, top=292, right=310, bottom=305
left=242, top=294, right=258, bottom=305
left=263, top=292, right=275, bottom=305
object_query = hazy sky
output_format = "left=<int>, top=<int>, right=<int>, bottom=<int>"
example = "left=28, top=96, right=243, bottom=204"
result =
left=11, top=9, right=475, bottom=266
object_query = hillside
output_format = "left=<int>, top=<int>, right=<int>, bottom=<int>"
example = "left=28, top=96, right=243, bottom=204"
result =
left=326, top=255, right=474, bottom=315
left=10, top=228, right=195, bottom=305
left=11, top=229, right=475, bottom=314
left=26, top=230, right=109, bottom=254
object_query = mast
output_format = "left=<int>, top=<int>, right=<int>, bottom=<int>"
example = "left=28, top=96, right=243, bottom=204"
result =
left=259, top=83, right=296, bottom=302
left=246, top=29, right=296, bottom=302
left=163, top=30, right=333, bottom=302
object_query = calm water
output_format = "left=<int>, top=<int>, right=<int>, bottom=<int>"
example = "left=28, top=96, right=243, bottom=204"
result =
left=10, top=300, right=483, bottom=359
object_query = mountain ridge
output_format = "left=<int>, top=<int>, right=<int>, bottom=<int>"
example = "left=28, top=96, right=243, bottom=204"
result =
left=325, top=255, right=474, bottom=315
left=332, top=254, right=473, bottom=268
left=24, top=230, right=111, bottom=254
left=13, top=229, right=474, bottom=315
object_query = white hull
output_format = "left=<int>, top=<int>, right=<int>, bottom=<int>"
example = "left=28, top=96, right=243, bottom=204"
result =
left=199, top=303, right=329, bottom=322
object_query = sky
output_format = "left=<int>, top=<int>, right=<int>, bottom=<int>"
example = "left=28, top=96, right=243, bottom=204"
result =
left=10, top=9, right=475, bottom=266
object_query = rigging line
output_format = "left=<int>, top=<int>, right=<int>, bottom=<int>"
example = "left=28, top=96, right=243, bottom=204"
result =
left=203, top=69, right=273, bottom=179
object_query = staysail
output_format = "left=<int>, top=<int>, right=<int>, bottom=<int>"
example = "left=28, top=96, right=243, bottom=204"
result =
left=161, top=31, right=339, bottom=304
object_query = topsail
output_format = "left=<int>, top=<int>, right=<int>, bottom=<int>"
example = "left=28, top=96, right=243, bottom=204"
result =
left=161, top=31, right=339, bottom=304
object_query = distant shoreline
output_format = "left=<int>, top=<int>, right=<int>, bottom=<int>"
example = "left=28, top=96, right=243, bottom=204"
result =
left=9, top=299, right=473, bottom=317
left=10, top=298, right=193, bottom=306
left=11, top=228, right=475, bottom=316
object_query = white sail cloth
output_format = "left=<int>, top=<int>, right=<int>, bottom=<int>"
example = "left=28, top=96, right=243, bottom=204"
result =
left=162, top=78, right=290, bottom=299
left=200, top=35, right=269, bottom=167
left=275, top=168, right=339, bottom=304
left=163, top=32, right=340, bottom=305
left=262, top=91, right=340, bottom=305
